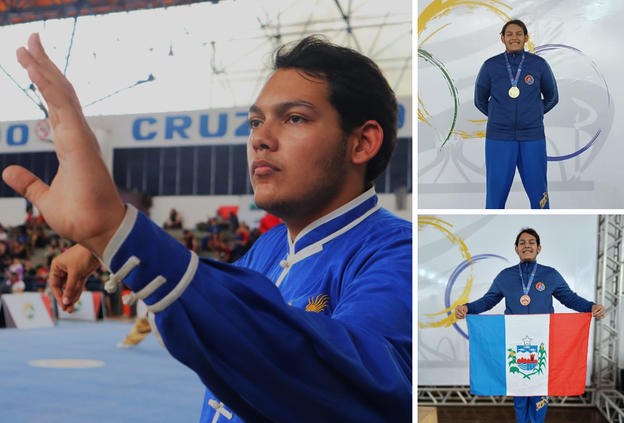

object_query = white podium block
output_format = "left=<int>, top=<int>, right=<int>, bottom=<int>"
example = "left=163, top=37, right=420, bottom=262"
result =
left=2, top=293, right=54, bottom=329
left=57, top=291, right=103, bottom=321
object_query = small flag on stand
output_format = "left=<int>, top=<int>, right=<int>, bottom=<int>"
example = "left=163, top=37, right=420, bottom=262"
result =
left=466, top=313, right=592, bottom=396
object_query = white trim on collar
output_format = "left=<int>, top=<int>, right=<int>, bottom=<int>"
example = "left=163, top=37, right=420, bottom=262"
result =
left=275, top=188, right=380, bottom=287
left=287, top=186, right=377, bottom=247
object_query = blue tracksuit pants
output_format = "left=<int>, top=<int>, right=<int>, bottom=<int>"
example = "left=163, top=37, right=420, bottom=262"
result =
left=513, top=396, right=549, bottom=423
left=485, top=138, right=549, bottom=209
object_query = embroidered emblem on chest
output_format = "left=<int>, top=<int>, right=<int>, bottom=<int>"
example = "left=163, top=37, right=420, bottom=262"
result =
left=525, top=75, right=535, bottom=85
left=305, top=294, right=329, bottom=313
left=536, top=282, right=545, bottom=291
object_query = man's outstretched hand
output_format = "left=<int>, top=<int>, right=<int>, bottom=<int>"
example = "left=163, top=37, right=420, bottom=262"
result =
left=455, top=305, right=468, bottom=319
left=592, top=304, right=606, bottom=319
left=2, top=33, right=125, bottom=257
left=49, top=244, right=101, bottom=313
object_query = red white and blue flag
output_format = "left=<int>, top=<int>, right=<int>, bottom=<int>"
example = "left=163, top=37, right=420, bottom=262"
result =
left=466, top=313, right=592, bottom=396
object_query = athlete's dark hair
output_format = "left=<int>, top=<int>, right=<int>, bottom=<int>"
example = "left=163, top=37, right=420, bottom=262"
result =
left=515, top=228, right=540, bottom=246
left=501, top=19, right=528, bottom=36
left=272, top=35, right=398, bottom=186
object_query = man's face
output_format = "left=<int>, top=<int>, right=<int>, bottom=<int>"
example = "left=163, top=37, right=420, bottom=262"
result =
left=247, top=68, right=350, bottom=223
left=515, top=232, right=541, bottom=262
left=501, top=24, right=528, bottom=53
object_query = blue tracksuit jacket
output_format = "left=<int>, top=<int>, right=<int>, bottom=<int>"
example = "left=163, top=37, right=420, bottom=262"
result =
left=100, top=188, right=412, bottom=422
left=474, top=51, right=559, bottom=141
left=465, top=261, right=594, bottom=315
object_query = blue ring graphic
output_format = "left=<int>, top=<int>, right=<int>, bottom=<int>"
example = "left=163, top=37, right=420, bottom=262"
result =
left=444, top=254, right=509, bottom=340
left=534, top=44, right=609, bottom=162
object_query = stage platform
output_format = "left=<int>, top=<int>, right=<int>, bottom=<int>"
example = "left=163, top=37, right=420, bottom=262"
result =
left=433, top=405, right=606, bottom=422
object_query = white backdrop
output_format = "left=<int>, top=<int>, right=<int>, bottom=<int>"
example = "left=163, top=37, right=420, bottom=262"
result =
left=417, top=215, right=597, bottom=386
left=417, top=0, right=621, bottom=209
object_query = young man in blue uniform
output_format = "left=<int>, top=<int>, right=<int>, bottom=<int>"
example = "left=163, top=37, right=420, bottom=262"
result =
left=475, top=20, right=559, bottom=209
left=3, top=34, right=412, bottom=422
left=455, top=228, right=605, bottom=423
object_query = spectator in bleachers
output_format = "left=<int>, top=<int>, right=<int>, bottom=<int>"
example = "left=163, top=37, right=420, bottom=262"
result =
left=248, top=227, right=262, bottom=250
left=227, top=211, right=239, bottom=232
left=183, top=230, right=198, bottom=253
left=200, top=218, right=223, bottom=252
left=207, top=218, right=222, bottom=249
left=44, top=245, right=59, bottom=269
left=23, top=258, right=37, bottom=291
left=214, top=239, right=231, bottom=263
left=34, top=265, right=48, bottom=293
left=231, top=222, right=250, bottom=262
left=0, top=238, right=8, bottom=262
left=8, top=257, right=24, bottom=277
left=163, top=208, right=182, bottom=229
left=25, top=204, right=37, bottom=230
left=96, top=265, right=119, bottom=317
left=30, top=224, right=49, bottom=249
left=0, top=256, right=10, bottom=275
left=60, top=240, right=72, bottom=253
left=7, top=271, right=25, bottom=293
left=85, top=267, right=105, bottom=292
left=0, top=226, right=7, bottom=243
left=24, top=203, right=46, bottom=230
left=10, top=230, right=29, bottom=259
left=196, top=214, right=211, bottom=231
left=49, top=237, right=60, bottom=250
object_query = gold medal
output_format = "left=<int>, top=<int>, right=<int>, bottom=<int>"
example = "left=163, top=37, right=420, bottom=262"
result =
left=520, top=295, right=531, bottom=306
left=509, top=87, right=520, bottom=98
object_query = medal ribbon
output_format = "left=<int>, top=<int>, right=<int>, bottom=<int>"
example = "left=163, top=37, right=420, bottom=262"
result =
left=518, top=263, right=538, bottom=296
left=504, top=52, right=525, bottom=88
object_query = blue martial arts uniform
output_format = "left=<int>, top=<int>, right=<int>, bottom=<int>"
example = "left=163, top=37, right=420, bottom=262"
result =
left=475, top=51, right=559, bottom=209
left=465, top=261, right=594, bottom=423
left=100, top=188, right=412, bottom=423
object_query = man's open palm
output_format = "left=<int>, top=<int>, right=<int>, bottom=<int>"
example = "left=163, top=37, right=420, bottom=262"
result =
left=2, top=33, right=125, bottom=256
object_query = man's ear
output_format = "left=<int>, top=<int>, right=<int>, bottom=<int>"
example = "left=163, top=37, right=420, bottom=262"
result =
left=350, top=120, right=383, bottom=166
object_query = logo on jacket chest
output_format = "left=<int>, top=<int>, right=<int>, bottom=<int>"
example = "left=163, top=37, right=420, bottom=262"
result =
left=524, top=75, right=535, bottom=85
left=535, top=282, right=545, bottom=291
left=288, top=294, right=330, bottom=313
left=305, top=294, right=330, bottom=312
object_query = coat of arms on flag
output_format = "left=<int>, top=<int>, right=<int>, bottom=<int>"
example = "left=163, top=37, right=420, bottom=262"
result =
left=466, top=313, right=591, bottom=397
left=508, top=336, right=546, bottom=379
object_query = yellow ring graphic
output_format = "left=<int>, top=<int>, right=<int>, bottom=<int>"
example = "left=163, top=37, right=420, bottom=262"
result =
left=418, top=216, right=473, bottom=328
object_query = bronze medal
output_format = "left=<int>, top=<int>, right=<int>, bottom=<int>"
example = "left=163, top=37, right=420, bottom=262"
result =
left=520, top=295, right=531, bottom=306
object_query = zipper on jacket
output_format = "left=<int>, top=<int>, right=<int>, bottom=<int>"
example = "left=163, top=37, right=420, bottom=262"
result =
left=512, top=52, right=518, bottom=140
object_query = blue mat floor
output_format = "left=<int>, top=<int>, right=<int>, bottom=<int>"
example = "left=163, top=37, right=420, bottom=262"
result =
left=0, top=319, right=205, bottom=422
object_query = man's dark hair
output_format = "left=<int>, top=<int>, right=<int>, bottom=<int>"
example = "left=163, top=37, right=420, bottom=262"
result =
left=515, top=228, right=540, bottom=246
left=272, top=35, right=398, bottom=186
left=501, top=19, right=528, bottom=36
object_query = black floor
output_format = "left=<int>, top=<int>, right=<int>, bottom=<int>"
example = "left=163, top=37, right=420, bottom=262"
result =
left=430, top=406, right=606, bottom=422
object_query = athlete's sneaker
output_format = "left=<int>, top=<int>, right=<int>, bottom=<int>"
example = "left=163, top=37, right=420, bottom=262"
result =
left=116, top=341, right=134, bottom=349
